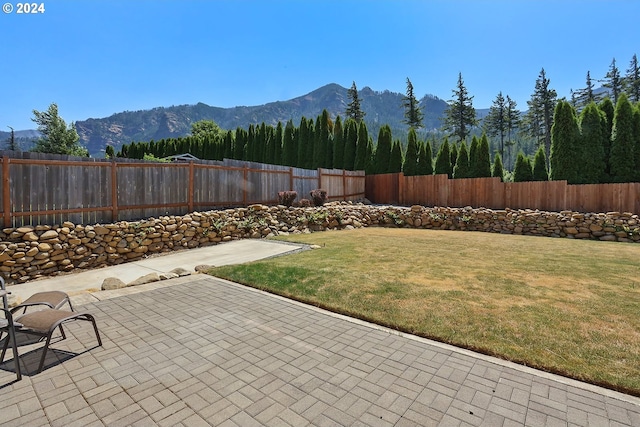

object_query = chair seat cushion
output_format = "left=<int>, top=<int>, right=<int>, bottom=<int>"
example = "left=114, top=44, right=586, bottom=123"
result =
left=17, top=309, right=77, bottom=333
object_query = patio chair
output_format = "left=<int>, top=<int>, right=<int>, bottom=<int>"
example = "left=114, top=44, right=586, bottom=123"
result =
left=0, top=308, right=102, bottom=374
left=0, top=278, right=22, bottom=381
left=13, top=290, right=74, bottom=314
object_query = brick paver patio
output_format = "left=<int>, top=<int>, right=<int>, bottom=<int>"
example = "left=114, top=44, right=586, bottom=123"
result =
left=1, top=275, right=639, bottom=426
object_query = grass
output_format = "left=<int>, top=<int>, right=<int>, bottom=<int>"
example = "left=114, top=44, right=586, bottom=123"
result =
left=208, top=227, right=640, bottom=396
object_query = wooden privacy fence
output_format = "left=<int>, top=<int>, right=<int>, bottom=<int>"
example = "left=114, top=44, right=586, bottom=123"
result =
left=1, top=152, right=365, bottom=227
left=366, top=173, right=640, bottom=215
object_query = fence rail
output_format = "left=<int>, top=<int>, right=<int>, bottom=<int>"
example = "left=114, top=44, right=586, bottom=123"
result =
left=366, top=173, right=640, bottom=215
left=1, top=152, right=365, bottom=227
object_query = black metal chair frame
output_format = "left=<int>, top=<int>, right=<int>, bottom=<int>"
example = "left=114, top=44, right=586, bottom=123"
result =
left=0, top=277, right=22, bottom=381
left=0, top=309, right=102, bottom=374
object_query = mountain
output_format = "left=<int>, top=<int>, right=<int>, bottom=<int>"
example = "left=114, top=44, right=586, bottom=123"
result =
left=74, top=83, right=449, bottom=156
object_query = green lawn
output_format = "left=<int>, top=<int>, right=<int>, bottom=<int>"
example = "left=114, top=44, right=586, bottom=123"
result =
left=208, top=227, right=640, bottom=396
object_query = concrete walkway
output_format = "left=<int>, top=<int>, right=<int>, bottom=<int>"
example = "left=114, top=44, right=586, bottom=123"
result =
left=1, top=241, right=640, bottom=426
left=6, top=239, right=307, bottom=304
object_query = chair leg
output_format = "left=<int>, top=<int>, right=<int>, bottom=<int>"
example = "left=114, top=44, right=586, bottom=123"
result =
left=87, top=314, right=102, bottom=347
left=36, top=330, right=55, bottom=374
left=1, top=323, right=22, bottom=381
left=6, top=326, right=21, bottom=380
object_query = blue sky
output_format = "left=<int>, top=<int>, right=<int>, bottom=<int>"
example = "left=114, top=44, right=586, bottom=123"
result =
left=1, top=0, right=639, bottom=130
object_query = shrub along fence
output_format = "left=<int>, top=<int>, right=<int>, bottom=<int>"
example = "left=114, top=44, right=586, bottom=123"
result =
left=0, top=152, right=365, bottom=227
left=366, top=173, right=640, bottom=215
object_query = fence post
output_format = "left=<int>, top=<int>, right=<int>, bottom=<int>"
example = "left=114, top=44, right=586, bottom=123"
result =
left=318, top=168, right=322, bottom=190
left=3, top=156, right=10, bottom=228
left=243, top=166, right=248, bottom=205
left=343, top=169, right=347, bottom=201
left=188, top=161, right=194, bottom=213
left=111, top=161, right=118, bottom=222
left=289, top=167, right=294, bottom=191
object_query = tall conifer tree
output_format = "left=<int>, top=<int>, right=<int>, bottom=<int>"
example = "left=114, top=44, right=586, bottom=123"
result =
left=532, top=146, right=549, bottom=181
left=434, top=137, right=453, bottom=178
left=345, top=81, right=366, bottom=123
left=442, top=73, right=477, bottom=142
left=354, top=120, right=369, bottom=171
left=492, top=153, right=504, bottom=182
left=373, top=125, right=392, bottom=174
left=402, top=128, right=419, bottom=176
left=625, top=54, right=640, bottom=103
left=343, top=119, right=358, bottom=170
left=332, top=116, right=344, bottom=169
left=402, top=78, right=424, bottom=129
left=476, top=134, right=492, bottom=177
left=602, top=58, right=622, bottom=104
left=578, top=103, right=606, bottom=183
left=282, top=120, right=296, bottom=166
left=389, top=140, right=403, bottom=173
left=453, top=141, right=470, bottom=179
left=513, top=152, right=533, bottom=182
left=550, top=100, right=580, bottom=183
left=610, top=94, right=636, bottom=182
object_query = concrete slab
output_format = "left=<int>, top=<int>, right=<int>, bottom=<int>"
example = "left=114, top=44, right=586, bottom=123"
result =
left=5, top=239, right=306, bottom=303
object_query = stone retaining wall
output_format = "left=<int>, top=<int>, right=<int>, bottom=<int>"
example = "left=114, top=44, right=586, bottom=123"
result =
left=2, top=203, right=638, bottom=283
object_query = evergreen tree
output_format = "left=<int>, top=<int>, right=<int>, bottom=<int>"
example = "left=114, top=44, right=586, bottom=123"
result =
left=526, top=68, right=557, bottom=166
left=610, top=93, right=636, bottom=182
left=634, top=106, right=640, bottom=181
left=105, top=145, right=115, bottom=159
left=313, top=111, right=330, bottom=168
left=434, top=137, right=453, bottom=178
left=575, top=71, right=601, bottom=108
left=492, top=153, right=504, bottom=182
left=304, top=119, right=315, bottom=169
left=354, top=120, right=369, bottom=170
left=453, top=141, right=470, bottom=179
left=273, top=122, right=283, bottom=165
left=550, top=100, right=580, bottom=183
left=345, top=81, right=366, bottom=123
left=402, top=77, right=424, bottom=129
left=234, top=127, right=246, bottom=159
left=598, top=97, right=615, bottom=177
left=442, top=72, right=477, bottom=142
left=246, top=124, right=256, bottom=161
left=332, top=116, right=344, bottom=169
left=505, top=95, right=520, bottom=168
left=224, top=131, right=234, bottom=159
left=31, top=103, right=88, bottom=156
left=532, top=146, right=549, bottom=181
left=625, top=54, right=640, bottom=103
left=449, top=143, right=458, bottom=173
left=476, top=134, right=492, bottom=177
left=343, top=119, right=358, bottom=170
left=365, top=137, right=376, bottom=175
left=469, top=136, right=479, bottom=177
left=578, top=102, right=606, bottom=183
left=402, top=128, right=419, bottom=176
left=417, top=140, right=434, bottom=175
left=373, top=125, right=392, bottom=174
left=296, top=117, right=308, bottom=167
left=513, top=152, right=533, bottom=182
left=282, top=120, right=296, bottom=166
left=484, top=92, right=507, bottom=160
left=389, top=140, right=403, bottom=173
left=602, top=59, right=623, bottom=105
left=5, top=126, right=18, bottom=151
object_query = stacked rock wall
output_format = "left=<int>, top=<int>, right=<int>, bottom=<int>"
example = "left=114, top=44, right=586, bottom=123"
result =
left=2, top=203, right=638, bottom=283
